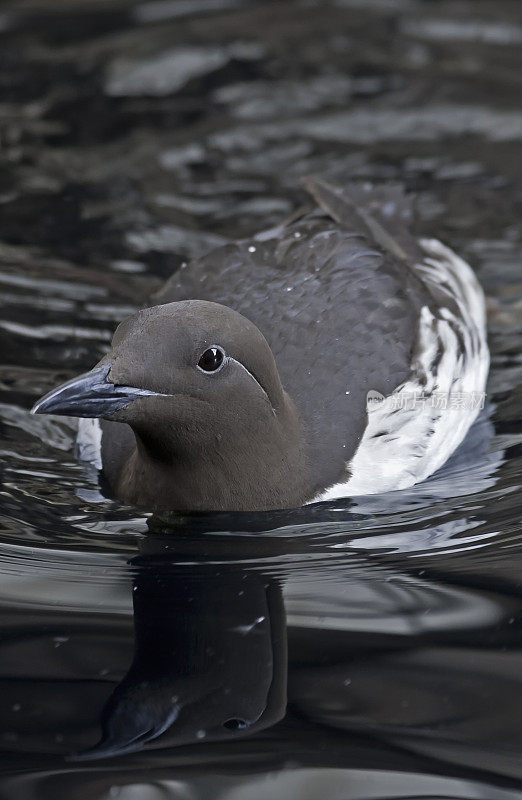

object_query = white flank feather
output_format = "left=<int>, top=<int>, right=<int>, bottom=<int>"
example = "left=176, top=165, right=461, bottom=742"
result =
left=76, top=417, right=103, bottom=470
left=316, top=238, right=490, bottom=500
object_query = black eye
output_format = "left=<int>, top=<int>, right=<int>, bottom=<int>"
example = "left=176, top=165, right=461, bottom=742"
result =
left=223, top=718, right=248, bottom=730
left=197, top=346, right=225, bottom=373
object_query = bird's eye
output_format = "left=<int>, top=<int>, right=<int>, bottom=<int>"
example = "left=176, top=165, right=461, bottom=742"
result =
left=223, top=718, right=248, bottom=730
left=197, top=346, right=225, bottom=373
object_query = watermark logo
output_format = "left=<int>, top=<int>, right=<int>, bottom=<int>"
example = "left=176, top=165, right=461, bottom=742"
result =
left=366, top=389, right=486, bottom=413
left=366, top=389, right=385, bottom=410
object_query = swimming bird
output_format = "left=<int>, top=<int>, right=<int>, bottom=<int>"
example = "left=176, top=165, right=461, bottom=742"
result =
left=31, top=179, right=489, bottom=511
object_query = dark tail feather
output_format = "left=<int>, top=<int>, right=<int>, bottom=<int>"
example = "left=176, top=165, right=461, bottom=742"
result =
left=302, top=176, right=422, bottom=263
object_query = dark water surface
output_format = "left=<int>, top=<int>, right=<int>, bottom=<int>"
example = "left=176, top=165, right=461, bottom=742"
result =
left=1, top=0, right=522, bottom=797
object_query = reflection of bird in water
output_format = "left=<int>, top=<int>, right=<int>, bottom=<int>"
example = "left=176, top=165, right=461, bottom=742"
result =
left=33, top=178, right=488, bottom=511
left=72, top=558, right=286, bottom=760
left=68, top=528, right=522, bottom=785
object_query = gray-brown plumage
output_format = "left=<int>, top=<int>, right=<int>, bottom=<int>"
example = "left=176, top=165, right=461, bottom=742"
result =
left=31, top=179, right=487, bottom=511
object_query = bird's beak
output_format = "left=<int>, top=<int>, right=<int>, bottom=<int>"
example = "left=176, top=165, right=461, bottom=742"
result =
left=31, top=364, right=159, bottom=418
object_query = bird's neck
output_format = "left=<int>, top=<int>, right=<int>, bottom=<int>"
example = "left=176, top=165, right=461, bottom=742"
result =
left=115, top=393, right=311, bottom=511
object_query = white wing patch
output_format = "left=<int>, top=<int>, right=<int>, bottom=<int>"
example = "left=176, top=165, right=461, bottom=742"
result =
left=316, top=238, right=490, bottom=500
left=76, top=417, right=102, bottom=470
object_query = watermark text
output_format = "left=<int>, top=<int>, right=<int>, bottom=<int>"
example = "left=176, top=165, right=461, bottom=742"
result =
left=366, top=389, right=486, bottom=412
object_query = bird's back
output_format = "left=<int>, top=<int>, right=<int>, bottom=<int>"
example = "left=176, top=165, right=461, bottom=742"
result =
left=94, top=180, right=487, bottom=501
left=154, top=192, right=432, bottom=494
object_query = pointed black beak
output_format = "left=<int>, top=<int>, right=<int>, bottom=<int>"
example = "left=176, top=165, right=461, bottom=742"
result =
left=31, top=364, right=160, bottom=418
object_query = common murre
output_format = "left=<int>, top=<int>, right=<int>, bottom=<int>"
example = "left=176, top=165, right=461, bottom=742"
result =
left=32, top=179, right=489, bottom=511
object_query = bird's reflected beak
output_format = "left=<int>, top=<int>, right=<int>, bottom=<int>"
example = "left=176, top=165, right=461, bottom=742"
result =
left=31, top=364, right=159, bottom=418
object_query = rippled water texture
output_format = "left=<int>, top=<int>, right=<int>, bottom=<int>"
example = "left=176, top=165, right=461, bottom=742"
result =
left=1, top=1, right=522, bottom=798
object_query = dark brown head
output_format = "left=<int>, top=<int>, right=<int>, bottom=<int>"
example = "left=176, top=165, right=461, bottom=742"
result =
left=32, top=300, right=309, bottom=510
